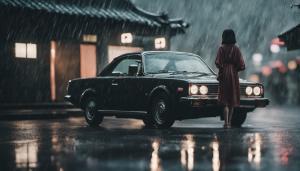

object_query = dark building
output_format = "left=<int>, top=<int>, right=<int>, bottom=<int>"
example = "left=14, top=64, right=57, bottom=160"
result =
left=0, top=0, right=188, bottom=103
left=278, top=24, right=300, bottom=51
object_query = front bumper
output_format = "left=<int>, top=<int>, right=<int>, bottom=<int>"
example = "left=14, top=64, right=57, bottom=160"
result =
left=180, top=96, right=269, bottom=108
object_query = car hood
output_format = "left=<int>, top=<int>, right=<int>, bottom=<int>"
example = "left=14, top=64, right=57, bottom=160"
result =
left=151, top=74, right=255, bottom=84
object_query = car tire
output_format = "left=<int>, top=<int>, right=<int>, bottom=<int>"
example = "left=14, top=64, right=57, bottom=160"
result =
left=83, top=97, right=103, bottom=127
left=144, top=93, right=175, bottom=129
left=231, top=111, right=247, bottom=127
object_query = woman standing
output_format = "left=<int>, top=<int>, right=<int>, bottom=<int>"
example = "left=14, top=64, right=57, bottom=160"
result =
left=215, top=29, right=245, bottom=128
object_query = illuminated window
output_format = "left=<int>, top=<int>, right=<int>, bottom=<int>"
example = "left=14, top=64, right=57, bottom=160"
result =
left=155, top=37, right=166, bottom=49
left=82, top=34, right=97, bottom=43
left=15, top=43, right=26, bottom=58
left=15, top=43, right=37, bottom=59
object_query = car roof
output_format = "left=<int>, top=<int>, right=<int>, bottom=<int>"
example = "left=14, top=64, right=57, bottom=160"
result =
left=100, top=51, right=214, bottom=76
left=112, top=51, right=199, bottom=61
left=142, top=51, right=198, bottom=57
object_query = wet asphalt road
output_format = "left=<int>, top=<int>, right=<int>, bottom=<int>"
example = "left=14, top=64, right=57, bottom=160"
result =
left=0, top=106, right=299, bottom=171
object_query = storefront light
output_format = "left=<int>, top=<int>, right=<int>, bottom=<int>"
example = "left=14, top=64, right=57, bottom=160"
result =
left=121, top=33, right=133, bottom=44
left=155, top=37, right=166, bottom=49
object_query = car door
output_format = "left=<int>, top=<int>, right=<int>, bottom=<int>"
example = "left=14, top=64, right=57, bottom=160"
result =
left=105, top=56, right=142, bottom=110
left=118, top=55, right=145, bottom=111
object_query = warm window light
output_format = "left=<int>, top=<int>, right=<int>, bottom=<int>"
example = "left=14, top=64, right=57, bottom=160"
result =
left=121, top=33, right=133, bottom=44
left=50, top=41, right=56, bottom=101
left=15, top=43, right=37, bottom=59
left=155, top=37, right=166, bottom=49
left=15, top=43, right=27, bottom=58
left=27, top=43, right=37, bottom=58
left=83, top=34, right=97, bottom=43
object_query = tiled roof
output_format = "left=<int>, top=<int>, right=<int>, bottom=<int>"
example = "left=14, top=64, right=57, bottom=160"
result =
left=0, top=0, right=188, bottom=31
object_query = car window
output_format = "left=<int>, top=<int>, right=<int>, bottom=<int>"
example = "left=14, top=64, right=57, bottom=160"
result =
left=144, top=53, right=213, bottom=74
left=175, top=59, right=207, bottom=72
left=110, top=58, right=141, bottom=76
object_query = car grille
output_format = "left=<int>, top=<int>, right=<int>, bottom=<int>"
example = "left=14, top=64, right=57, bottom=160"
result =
left=240, top=84, right=249, bottom=97
left=207, top=85, right=219, bottom=95
left=206, top=84, right=257, bottom=97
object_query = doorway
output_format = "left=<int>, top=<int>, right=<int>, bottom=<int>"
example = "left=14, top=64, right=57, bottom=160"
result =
left=80, top=44, right=97, bottom=78
left=50, top=42, right=97, bottom=102
left=53, top=42, right=80, bottom=102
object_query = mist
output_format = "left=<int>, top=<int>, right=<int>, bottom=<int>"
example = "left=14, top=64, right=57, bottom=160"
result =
left=132, top=0, right=300, bottom=74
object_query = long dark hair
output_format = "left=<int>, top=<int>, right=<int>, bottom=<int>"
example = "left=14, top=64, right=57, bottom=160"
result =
left=222, top=29, right=236, bottom=44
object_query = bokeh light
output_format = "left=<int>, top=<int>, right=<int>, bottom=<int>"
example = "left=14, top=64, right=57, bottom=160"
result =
left=288, top=60, right=297, bottom=71
left=249, top=74, right=260, bottom=82
left=252, top=53, right=263, bottom=66
left=270, top=44, right=280, bottom=53
left=261, top=66, right=272, bottom=77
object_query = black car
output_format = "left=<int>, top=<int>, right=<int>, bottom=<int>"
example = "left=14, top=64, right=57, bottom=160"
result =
left=65, top=51, right=269, bottom=128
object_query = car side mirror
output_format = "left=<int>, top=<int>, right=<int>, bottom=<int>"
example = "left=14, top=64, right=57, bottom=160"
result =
left=128, top=64, right=139, bottom=76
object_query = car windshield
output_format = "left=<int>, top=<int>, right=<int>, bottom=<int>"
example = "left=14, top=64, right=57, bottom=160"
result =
left=143, top=52, right=214, bottom=75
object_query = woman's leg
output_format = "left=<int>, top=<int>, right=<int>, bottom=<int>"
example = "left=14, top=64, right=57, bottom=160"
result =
left=228, top=107, right=234, bottom=126
left=224, top=106, right=229, bottom=128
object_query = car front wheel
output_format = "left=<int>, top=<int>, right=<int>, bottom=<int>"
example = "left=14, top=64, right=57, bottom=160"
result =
left=231, top=111, right=247, bottom=127
left=143, top=93, right=174, bottom=129
left=83, top=97, right=103, bottom=127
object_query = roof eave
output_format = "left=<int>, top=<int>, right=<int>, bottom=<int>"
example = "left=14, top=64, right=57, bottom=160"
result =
left=130, top=2, right=189, bottom=35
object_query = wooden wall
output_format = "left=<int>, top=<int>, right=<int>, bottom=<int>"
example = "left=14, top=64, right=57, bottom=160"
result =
left=54, top=42, right=80, bottom=102
left=0, top=41, right=51, bottom=103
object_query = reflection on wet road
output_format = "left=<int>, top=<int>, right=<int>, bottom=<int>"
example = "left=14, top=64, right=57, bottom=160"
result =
left=0, top=107, right=299, bottom=171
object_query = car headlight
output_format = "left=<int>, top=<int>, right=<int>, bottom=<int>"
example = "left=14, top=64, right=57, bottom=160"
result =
left=253, top=86, right=261, bottom=96
left=245, top=86, right=253, bottom=96
left=199, top=85, right=208, bottom=95
left=190, top=85, right=198, bottom=95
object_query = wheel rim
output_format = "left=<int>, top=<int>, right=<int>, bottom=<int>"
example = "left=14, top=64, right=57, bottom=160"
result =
left=153, top=100, right=166, bottom=124
left=86, top=100, right=96, bottom=121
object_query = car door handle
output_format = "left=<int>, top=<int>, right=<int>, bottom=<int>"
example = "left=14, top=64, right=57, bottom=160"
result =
left=112, top=83, right=118, bottom=86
